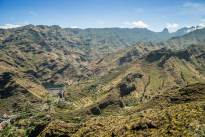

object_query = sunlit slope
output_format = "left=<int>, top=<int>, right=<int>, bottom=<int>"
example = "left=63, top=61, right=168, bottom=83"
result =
left=39, top=83, right=205, bottom=137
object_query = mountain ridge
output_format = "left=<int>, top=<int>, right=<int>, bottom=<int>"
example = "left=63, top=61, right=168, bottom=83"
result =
left=0, top=24, right=205, bottom=136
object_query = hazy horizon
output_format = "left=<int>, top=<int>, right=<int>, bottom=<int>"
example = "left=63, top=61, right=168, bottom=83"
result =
left=1, top=0, right=205, bottom=32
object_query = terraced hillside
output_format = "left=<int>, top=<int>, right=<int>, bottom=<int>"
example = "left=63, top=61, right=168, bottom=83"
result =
left=0, top=25, right=205, bottom=136
left=0, top=25, right=93, bottom=85
left=39, top=83, right=205, bottom=137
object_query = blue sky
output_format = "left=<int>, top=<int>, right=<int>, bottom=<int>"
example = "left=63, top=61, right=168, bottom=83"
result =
left=1, top=0, right=205, bottom=32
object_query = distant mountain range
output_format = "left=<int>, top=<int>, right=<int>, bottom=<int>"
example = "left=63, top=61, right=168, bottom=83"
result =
left=1, top=25, right=203, bottom=50
left=0, top=25, right=205, bottom=84
left=65, top=25, right=203, bottom=48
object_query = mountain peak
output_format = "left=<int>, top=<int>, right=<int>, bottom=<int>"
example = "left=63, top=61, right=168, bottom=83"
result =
left=161, top=28, right=169, bottom=33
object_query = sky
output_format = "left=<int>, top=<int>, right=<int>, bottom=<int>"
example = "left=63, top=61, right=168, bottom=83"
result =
left=1, top=0, right=205, bottom=32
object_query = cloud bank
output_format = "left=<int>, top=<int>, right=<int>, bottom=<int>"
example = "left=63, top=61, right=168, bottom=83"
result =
left=166, top=23, right=179, bottom=32
left=132, top=21, right=149, bottom=28
left=123, top=20, right=149, bottom=28
left=0, top=24, right=21, bottom=29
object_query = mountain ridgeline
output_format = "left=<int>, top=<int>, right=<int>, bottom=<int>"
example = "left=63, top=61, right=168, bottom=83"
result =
left=0, top=25, right=205, bottom=137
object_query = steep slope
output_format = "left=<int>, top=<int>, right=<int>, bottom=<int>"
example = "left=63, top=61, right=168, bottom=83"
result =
left=0, top=25, right=93, bottom=86
left=0, top=71, right=54, bottom=136
left=0, top=24, right=205, bottom=136
left=0, top=72, right=48, bottom=115
left=49, top=45, right=205, bottom=123
left=165, top=28, right=205, bottom=49
left=172, top=26, right=202, bottom=36
left=0, top=25, right=201, bottom=87
left=38, top=83, right=205, bottom=137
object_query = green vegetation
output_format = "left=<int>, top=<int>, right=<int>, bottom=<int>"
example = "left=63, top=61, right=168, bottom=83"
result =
left=0, top=25, right=205, bottom=136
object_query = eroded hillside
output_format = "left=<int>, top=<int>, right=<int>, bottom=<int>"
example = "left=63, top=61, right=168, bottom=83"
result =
left=0, top=25, right=205, bottom=136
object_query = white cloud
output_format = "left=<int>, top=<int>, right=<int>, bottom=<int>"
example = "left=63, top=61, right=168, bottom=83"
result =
left=70, top=26, right=78, bottom=28
left=199, top=23, right=205, bottom=27
left=166, top=23, right=179, bottom=32
left=121, top=20, right=149, bottom=28
left=0, top=24, right=21, bottom=29
left=194, top=19, right=205, bottom=28
left=132, top=20, right=149, bottom=28
left=199, top=20, right=205, bottom=28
